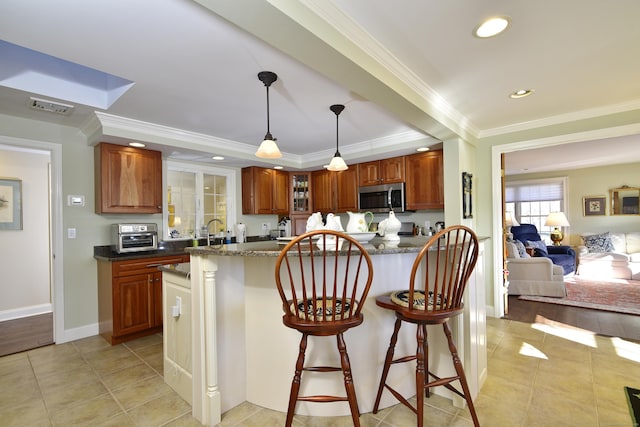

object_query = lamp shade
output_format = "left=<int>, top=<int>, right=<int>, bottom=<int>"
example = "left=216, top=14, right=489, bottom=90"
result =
left=504, top=212, right=519, bottom=227
left=255, top=137, right=282, bottom=159
left=327, top=154, right=348, bottom=171
left=544, top=212, right=570, bottom=227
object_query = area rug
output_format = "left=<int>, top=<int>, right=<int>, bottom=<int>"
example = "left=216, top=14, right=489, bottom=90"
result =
left=625, top=386, right=640, bottom=426
left=518, top=277, right=640, bottom=316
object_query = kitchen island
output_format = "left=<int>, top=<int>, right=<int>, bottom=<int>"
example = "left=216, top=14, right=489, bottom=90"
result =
left=178, top=236, right=487, bottom=426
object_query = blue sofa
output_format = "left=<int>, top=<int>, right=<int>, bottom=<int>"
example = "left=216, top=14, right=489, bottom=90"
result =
left=511, top=224, right=576, bottom=275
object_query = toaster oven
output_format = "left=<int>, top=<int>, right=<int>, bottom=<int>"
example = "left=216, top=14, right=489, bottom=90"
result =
left=112, top=223, right=158, bottom=253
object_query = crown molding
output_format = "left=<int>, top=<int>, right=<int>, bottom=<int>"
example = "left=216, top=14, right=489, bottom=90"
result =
left=479, top=99, right=640, bottom=139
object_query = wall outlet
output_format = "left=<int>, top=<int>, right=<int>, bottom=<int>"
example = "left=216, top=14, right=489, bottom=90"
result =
left=261, top=222, right=270, bottom=235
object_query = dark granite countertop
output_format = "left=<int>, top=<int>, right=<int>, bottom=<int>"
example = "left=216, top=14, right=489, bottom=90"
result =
left=93, top=235, right=273, bottom=261
left=186, top=235, right=490, bottom=257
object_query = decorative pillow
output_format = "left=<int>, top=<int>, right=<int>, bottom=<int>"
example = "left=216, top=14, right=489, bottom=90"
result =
left=505, top=241, right=519, bottom=259
left=514, top=240, right=530, bottom=258
left=526, top=240, right=548, bottom=256
left=582, top=232, right=614, bottom=253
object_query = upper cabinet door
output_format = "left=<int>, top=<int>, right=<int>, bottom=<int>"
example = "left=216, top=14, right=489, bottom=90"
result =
left=405, top=150, right=444, bottom=210
left=335, top=168, right=359, bottom=212
left=241, top=166, right=290, bottom=215
left=358, top=157, right=405, bottom=186
left=380, top=156, right=405, bottom=184
left=311, top=169, right=335, bottom=212
left=95, top=143, right=162, bottom=214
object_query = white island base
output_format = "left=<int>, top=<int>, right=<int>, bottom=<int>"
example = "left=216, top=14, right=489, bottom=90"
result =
left=184, top=240, right=486, bottom=426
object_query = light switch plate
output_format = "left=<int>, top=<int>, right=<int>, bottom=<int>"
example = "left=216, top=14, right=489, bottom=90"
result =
left=67, top=195, right=85, bottom=206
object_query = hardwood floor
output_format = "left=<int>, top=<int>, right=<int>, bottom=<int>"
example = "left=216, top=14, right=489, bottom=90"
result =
left=505, top=295, right=640, bottom=342
left=0, top=313, right=53, bottom=356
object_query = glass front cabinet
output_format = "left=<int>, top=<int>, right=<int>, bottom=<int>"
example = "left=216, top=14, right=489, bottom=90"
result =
left=290, top=172, right=312, bottom=235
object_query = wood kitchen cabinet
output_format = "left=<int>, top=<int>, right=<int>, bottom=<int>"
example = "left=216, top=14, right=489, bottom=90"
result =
left=405, top=150, right=444, bottom=210
left=358, top=156, right=405, bottom=186
left=242, top=166, right=289, bottom=215
left=311, top=167, right=358, bottom=213
left=97, top=254, right=189, bottom=344
left=95, top=142, right=163, bottom=214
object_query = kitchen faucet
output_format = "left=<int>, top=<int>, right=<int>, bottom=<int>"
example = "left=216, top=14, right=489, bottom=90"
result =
left=206, top=218, right=223, bottom=245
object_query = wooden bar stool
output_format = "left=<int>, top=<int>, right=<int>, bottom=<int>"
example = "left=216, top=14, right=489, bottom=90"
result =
left=372, top=225, right=480, bottom=427
left=275, top=230, right=374, bottom=427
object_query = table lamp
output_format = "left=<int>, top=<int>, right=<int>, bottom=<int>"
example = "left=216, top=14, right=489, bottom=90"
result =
left=544, top=212, right=570, bottom=246
left=504, top=212, right=519, bottom=240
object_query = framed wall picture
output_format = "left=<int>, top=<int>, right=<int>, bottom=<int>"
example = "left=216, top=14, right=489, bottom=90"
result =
left=583, top=195, right=606, bottom=216
left=462, top=172, right=473, bottom=219
left=0, top=178, right=23, bottom=230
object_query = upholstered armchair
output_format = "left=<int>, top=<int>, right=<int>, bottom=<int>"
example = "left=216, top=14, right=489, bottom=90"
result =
left=505, top=241, right=566, bottom=297
left=511, top=223, right=576, bottom=275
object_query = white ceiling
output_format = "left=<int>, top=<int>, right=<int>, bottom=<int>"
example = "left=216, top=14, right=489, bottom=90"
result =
left=1, top=0, right=639, bottom=173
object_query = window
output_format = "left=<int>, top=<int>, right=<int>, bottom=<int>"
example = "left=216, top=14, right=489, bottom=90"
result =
left=505, top=177, right=568, bottom=244
left=165, top=161, right=236, bottom=239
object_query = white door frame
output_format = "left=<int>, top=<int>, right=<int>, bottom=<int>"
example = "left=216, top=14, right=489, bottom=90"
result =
left=490, top=123, right=640, bottom=318
left=0, top=135, right=64, bottom=342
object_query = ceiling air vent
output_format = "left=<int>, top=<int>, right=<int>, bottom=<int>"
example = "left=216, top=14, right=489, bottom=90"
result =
left=29, top=97, right=74, bottom=115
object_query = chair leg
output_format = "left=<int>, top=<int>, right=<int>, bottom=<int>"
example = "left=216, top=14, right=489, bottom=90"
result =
left=442, top=322, right=480, bottom=427
left=337, top=333, right=360, bottom=427
left=422, top=323, right=430, bottom=398
left=286, top=333, right=308, bottom=427
left=416, top=323, right=425, bottom=427
left=373, top=317, right=402, bottom=413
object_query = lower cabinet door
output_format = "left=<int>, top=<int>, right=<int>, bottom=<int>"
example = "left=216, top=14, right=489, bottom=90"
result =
left=113, top=273, right=153, bottom=336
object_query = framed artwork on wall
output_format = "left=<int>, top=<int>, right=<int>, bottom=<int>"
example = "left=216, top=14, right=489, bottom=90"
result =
left=583, top=195, right=606, bottom=216
left=462, top=172, right=473, bottom=219
left=0, top=177, right=23, bottom=230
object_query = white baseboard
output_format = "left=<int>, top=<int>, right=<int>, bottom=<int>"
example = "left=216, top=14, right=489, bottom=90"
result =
left=0, top=304, right=52, bottom=322
left=56, top=323, right=99, bottom=344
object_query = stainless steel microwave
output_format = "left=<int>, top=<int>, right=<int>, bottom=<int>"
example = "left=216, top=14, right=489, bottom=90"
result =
left=358, top=183, right=406, bottom=213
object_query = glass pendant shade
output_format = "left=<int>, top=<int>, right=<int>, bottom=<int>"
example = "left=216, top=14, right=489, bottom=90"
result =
left=255, top=133, right=282, bottom=159
left=327, top=104, right=347, bottom=171
left=327, top=153, right=348, bottom=171
left=255, top=71, right=282, bottom=159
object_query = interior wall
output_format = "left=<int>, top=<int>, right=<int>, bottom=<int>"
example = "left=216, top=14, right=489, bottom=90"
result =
left=0, top=146, right=50, bottom=318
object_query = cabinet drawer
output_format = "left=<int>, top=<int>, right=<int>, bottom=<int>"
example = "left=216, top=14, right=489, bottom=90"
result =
left=113, top=255, right=189, bottom=277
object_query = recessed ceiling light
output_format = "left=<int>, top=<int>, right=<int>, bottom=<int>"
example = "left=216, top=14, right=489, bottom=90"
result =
left=510, top=89, right=534, bottom=99
left=129, top=142, right=146, bottom=148
left=416, top=147, right=430, bottom=152
left=474, top=16, right=510, bottom=38
left=212, top=156, right=224, bottom=160
left=273, top=166, right=283, bottom=170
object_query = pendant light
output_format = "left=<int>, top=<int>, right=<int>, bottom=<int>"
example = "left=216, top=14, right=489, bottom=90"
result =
left=327, top=104, right=348, bottom=171
left=255, top=71, right=282, bottom=159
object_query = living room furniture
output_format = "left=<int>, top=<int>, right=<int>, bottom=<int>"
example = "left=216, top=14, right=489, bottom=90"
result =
left=274, top=230, right=374, bottom=427
left=577, top=231, right=640, bottom=279
left=372, top=226, right=480, bottom=427
left=511, top=223, right=576, bottom=275
left=505, top=241, right=567, bottom=297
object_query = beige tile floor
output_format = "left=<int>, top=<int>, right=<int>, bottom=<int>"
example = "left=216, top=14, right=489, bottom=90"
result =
left=1, top=316, right=639, bottom=426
